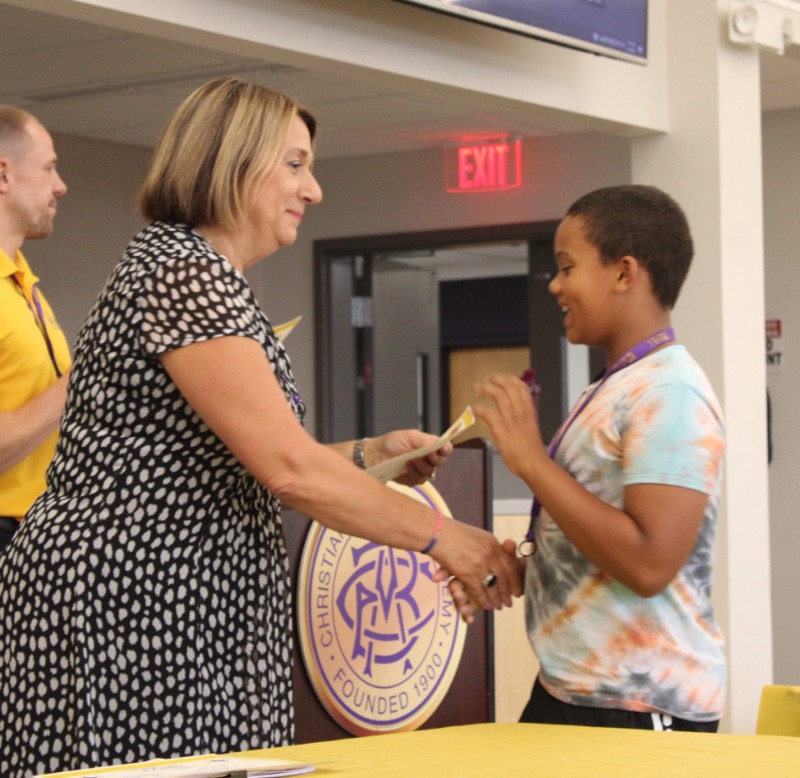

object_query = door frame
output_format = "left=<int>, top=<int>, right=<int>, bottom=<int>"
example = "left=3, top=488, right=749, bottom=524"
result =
left=313, top=221, right=560, bottom=442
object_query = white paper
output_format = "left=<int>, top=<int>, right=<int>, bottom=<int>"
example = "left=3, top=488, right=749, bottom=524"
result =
left=36, top=754, right=315, bottom=778
left=366, top=406, right=476, bottom=484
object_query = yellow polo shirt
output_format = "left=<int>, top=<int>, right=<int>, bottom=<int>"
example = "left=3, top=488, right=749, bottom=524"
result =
left=0, top=249, right=71, bottom=518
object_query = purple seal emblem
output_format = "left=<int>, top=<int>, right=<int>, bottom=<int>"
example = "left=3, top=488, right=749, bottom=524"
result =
left=297, top=482, right=467, bottom=735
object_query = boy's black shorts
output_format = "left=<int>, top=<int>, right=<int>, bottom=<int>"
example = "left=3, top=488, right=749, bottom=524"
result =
left=519, top=675, right=719, bottom=733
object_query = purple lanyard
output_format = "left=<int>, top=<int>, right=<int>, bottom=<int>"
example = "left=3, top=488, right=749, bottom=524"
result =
left=521, top=327, right=675, bottom=556
left=14, top=278, right=64, bottom=378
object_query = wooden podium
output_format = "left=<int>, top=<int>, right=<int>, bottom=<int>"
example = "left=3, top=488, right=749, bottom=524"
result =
left=281, top=439, right=494, bottom=744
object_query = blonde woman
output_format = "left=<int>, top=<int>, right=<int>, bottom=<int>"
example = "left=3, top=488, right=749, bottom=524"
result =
left=0, top=78, right=519, bottom=776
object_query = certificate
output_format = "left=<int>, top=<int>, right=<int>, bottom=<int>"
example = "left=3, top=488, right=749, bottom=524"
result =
left=366, top=406, right=475, bottom=484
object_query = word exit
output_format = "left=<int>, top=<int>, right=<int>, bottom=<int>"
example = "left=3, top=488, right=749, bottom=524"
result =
left=445, top=139, right=522, bottom=193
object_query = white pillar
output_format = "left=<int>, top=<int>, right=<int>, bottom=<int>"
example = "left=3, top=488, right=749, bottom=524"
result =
left=632, top=0, right=772, bottom=734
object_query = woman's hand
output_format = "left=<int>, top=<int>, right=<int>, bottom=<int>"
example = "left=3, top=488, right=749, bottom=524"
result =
left=369, top=429, right=453, bottom=486
left=430, top=524, right=523, bottom=611
left=447, top=539, right=522, bottom=623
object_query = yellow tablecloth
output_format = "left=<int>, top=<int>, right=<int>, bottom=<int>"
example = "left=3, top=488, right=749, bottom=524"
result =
left=44, top=723, right=800, bottom=777
left=250, top=722, right=800, bottom=777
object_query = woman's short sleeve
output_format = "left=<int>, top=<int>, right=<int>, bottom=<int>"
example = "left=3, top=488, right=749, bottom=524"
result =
left=139, top=255, right=263, bottom=356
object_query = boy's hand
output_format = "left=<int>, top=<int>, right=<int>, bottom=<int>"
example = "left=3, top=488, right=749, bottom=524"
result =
left=473, top=374, right=547, bottom=478
left=448, top=577, right=477, bottom=624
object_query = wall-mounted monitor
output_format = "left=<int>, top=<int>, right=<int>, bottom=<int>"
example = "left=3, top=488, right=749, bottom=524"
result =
left=395, top=0, right=648, bottom=65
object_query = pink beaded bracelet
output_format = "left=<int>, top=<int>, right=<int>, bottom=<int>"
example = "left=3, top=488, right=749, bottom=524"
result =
left=421, top=510, right=445, bottom=555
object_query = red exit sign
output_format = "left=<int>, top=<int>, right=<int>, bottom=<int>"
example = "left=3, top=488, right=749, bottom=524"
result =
left=445, top=138, right=522, bottom=193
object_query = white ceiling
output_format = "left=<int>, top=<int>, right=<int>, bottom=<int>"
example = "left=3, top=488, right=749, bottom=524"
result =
left=2, top=2, right=798, bottom=279
left=2, top=2, right=800, bottom=162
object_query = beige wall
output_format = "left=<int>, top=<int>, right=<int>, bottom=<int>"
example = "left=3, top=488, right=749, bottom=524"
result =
left=763, top=107, right=800, bottom=685
left=493, top=514, right=539, bottom=723
left=22, top=133, right=150, bottom=344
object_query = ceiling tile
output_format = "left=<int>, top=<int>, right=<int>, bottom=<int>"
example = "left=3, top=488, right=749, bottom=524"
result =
left=30, top=90, right=187, bottom=136
left=0, top=3, right=126, bottom=52
left=1, top=3, right=799, bottom=159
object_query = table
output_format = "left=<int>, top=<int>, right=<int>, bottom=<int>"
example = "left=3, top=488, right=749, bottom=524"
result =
left=45, top=722, right=800, bottom=777
left=253, top=722, right=800, bottom=777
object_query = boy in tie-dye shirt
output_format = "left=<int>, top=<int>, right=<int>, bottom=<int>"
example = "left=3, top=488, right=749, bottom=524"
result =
left=458, top=185, right=726, bottom=731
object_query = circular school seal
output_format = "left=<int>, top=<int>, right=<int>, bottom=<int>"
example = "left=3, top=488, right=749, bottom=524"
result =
left=296, top=481, right=467, bottom=736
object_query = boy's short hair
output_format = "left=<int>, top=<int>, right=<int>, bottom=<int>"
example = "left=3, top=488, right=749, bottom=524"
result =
left=566, top=185, right=693, bottom=309
left=139, top=77, right=316, bottom=231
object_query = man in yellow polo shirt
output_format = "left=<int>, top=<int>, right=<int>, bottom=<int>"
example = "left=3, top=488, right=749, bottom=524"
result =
left=0, top=105, right=70, bottom=550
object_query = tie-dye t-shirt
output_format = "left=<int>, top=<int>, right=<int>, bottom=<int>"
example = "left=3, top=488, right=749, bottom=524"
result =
left=525, top=345, right=726, bottom=722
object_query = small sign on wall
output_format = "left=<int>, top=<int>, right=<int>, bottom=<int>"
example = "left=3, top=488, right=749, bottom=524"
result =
left=766, top=318, right=784, bottom=374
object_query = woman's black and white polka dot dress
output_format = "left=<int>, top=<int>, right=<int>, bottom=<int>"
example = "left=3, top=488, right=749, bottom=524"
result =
left=0, top=223, right=305, bottom=777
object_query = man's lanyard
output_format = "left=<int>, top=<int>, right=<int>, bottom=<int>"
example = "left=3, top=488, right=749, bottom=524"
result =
left=520, top=328, right=676, bottom=556
left=13, top=276, right=64, bottom=378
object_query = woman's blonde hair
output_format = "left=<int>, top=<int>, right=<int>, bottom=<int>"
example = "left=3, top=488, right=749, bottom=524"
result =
left=140, top=77, right=316, bottom=230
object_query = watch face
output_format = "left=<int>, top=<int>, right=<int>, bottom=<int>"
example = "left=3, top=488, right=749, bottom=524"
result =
left=296, top=481, right=466, bottom=735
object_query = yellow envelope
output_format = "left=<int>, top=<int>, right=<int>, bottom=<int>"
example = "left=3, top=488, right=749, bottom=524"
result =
left=274, top=315, right=302, bottom=341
